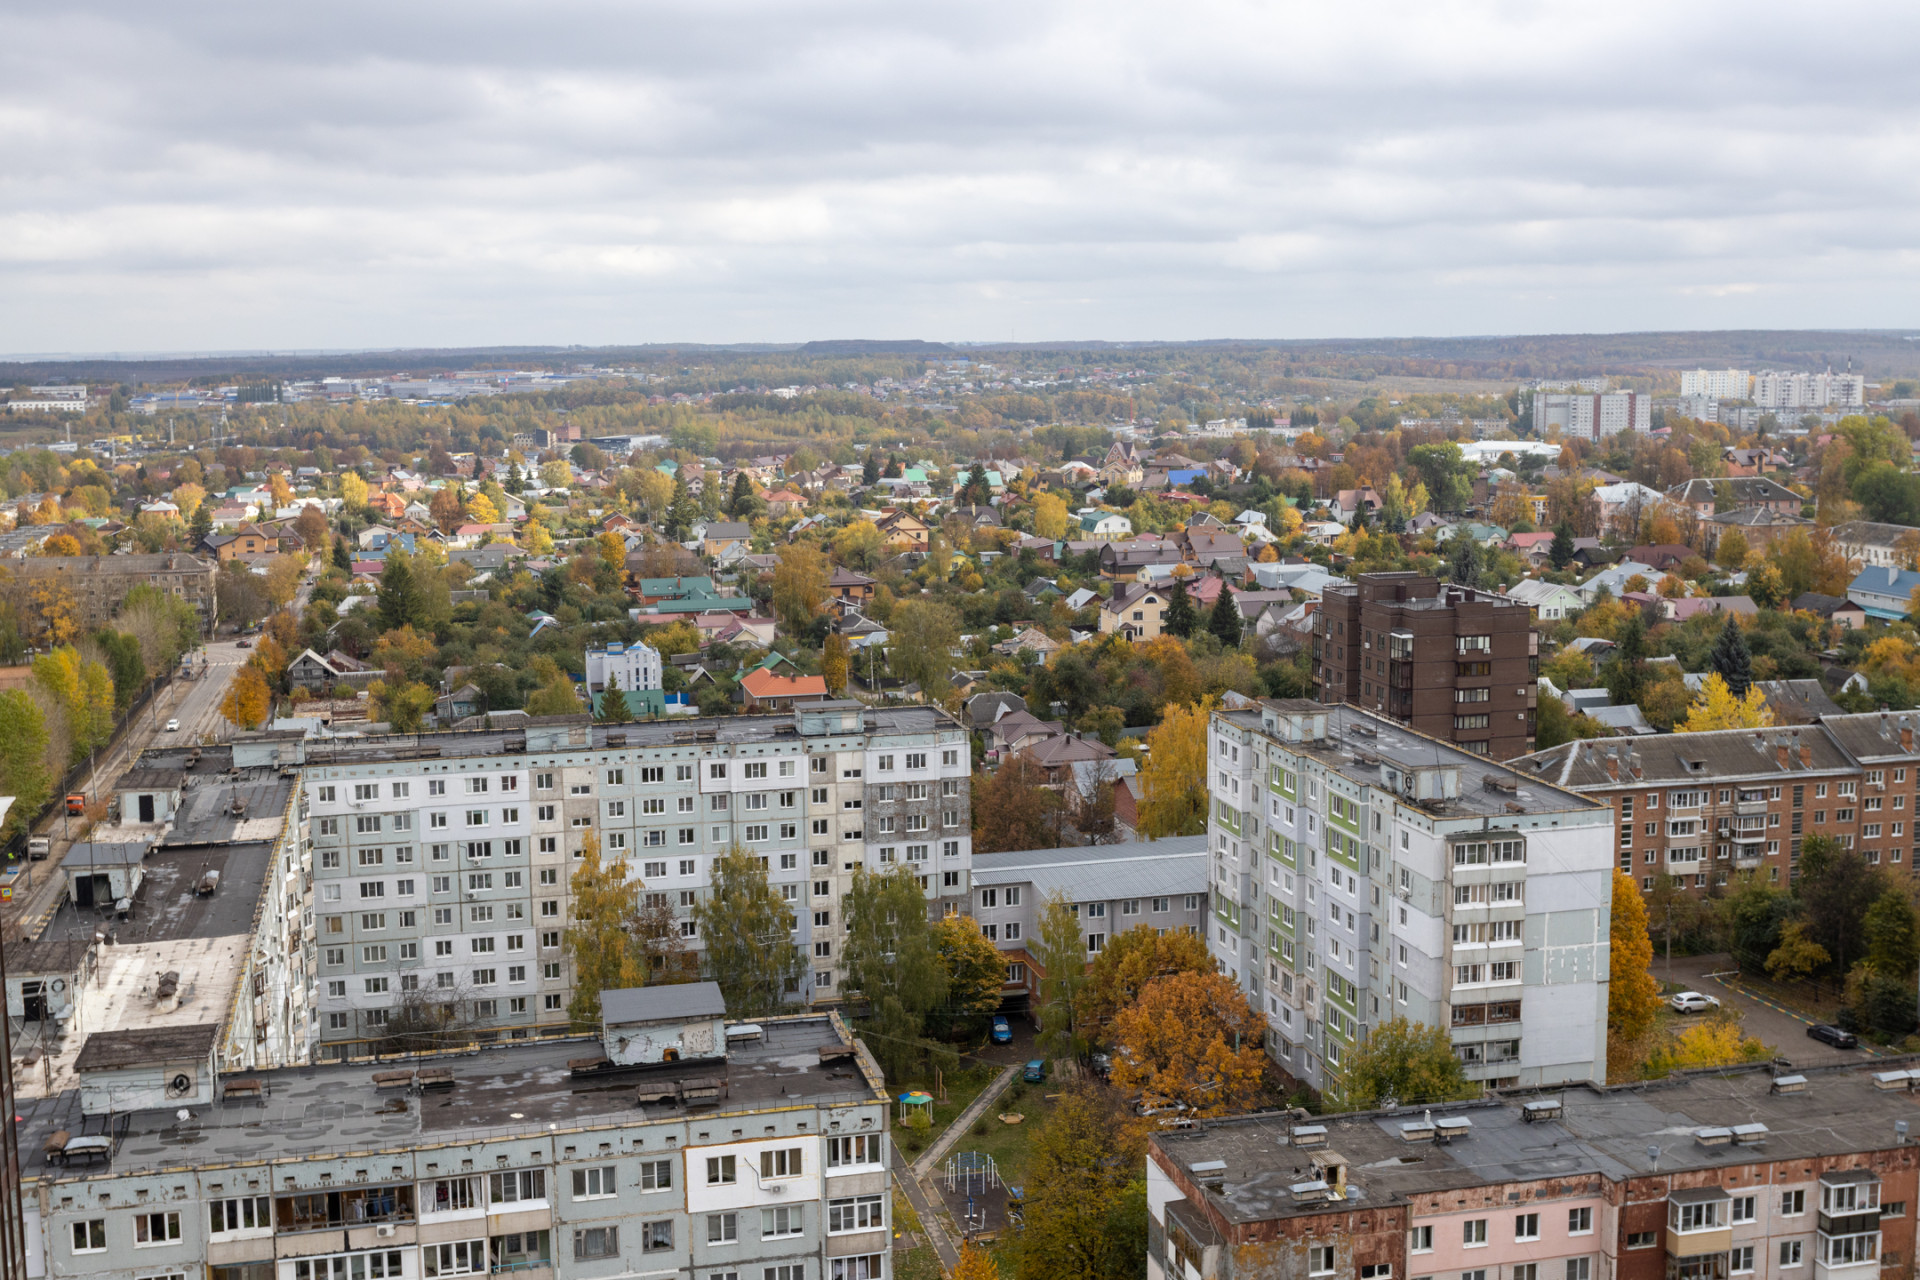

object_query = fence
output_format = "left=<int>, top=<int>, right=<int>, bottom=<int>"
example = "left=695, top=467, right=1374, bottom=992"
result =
left=2, top=669, right=173, bottom=856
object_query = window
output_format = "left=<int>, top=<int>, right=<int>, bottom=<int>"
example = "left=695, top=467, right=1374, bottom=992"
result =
left=1729, top=1247, right=1753, bottom=1276
left=763, top=1205, right=805, bottom=1238
left=1463, top=1219, right=1487, bottom=1246
left=489, top=1170, right=545, bottom=1205
left=135, top=1212, right=182, bottom=1246
left=209, top=1196, right=271, bottom=1236
left=297, top=1253, right=407, bottom=1280
left=1781, top=1189, right=1805, bottom=1215
left=827, top=1134, right=883, bottom=1168
left=1626, top=1232, right=1656, bottom=1249
left=1408, top=1226, right=1433, bottom=1253
left=1308, top=1246, right=1336, bottom=1276
left=1568, top=1207, right=1591, bottom=1235
left=1731, top=1194, right=1755, bottom=1224
left=707, top=1214, right=738, bottom=1244
left=1885, top=1200, right=1907, bottom=1218
left=1514, top=1213, right=1538, bottom=1241
left=640, top=1159, right=672, bottom=1191
left=830, top=1259, right=884, bottom=1280
left=71, top=1220, right=106, bottom=1253
left=572, top=1227, right=618, bottom=1260
left=1780, top=1240, right=1802, bottom=1267
left=641, top=1222, right=673, bottom=1254
left=707, top=1154, right=738, bottom=1185
left=760, top=1147, right=803, bottom=1178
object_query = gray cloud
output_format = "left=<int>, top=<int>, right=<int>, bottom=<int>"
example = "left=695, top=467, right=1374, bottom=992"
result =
left=0, top=0, right=1916, bottom=351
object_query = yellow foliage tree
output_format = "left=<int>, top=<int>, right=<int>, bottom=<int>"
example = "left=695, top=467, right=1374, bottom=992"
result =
left=1109, top=970, right=1267, bottom=1116
left=1030, top=492, right=1070, bottom=540
left=1647, top=1019, right=1771, bottom=1077
left=465, top=492, right=500, bottom=525
left=595, top=530, right=627, bottom=570
left=171, top=482, right=206, bottom=519
left=340, top=472, right=369, bottom=509
left=268, top=474, right=294, bottom=510
left=1608, top=870, right=1661, bottom=1043
left=524, top=520, right=554, bottom=556
left=948, top=1244, right=998, bottom=1280
left=771, top=542, right=828, bottom=632
left=831, top=519, right=884, bottom=570
left=1136, top=696, right=1216, bottom=838
left=820, top=633, right=851, bottom=696
left=39, top=534, right=81, bottom=557
left=564, top=830, right=648, bottom=1027
left=1677, top=672, right=1773, bottom=733
left=221, top=664, right=271, bottom=730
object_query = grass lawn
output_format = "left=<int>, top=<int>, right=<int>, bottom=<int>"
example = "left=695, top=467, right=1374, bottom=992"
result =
left=893, top=1060, right=1004, bottom=1155
left=891, top=1190, right=945, bottom=1280
left=939, top=1079, right=1059, bottom=1191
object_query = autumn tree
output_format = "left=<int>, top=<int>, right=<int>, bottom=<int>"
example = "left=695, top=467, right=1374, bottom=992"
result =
left=933, top=914, right=1004, bottom=1035
left=771, top=542, right=828, bottom=633
left=971, top=757, right=1063, bottom=853
left=368, top=678, right=435, bottom=732
left=221, top=663, right=271, bottom=730
left=1074, top=924, right=1213, bottom=1038
left=1034, top=891, right=1089, bottom=1061
left=339, top=472, right=369, bottom=510
left=842, top=865, right=947, bottom=1079
left=1864, top=890, right=1920, bottom=980
left=1327, top=1017, right=1474, bottom=1110
left=1109, top=971, right=1267, bottom=1116
left=1030, top=492, right=1070, bottom=540
left=1645, top=1019, right=1770, bottom=1077
left=1677, top=673, right=1772, bottom=732
left=564, top=830, right=646, bottom=1026
left=1608, top=870, right=1661, bottom=1043
left=428, top=486, right=465, bottom=534
left=693, top=845, right=804, bottom=1018
left=1015, top=1086, right=1148, bottom=1280
left=1136, top=696, right=1214, bottom=837
left=887, top=599, right=960, bottom=697
left=820, top=633, right=851, bottom=696
left=1765, top=919, right=1830, bottom=981
left=831, top=519, right=884, bottom=571
left=0, top=690, right=50, bottom=837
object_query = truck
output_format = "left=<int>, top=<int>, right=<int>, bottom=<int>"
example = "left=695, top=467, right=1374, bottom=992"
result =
left=26, top=837, right=49, bottom=860
left=64, top=794, right=86, bottom=816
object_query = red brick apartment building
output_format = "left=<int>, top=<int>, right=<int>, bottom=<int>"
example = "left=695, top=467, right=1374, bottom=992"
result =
left=1515, top=712, right=1920, bottom=894
left=1149, top=1062, right=1920, bottom=1280
left=1315, top=571, right=1538, bottom=759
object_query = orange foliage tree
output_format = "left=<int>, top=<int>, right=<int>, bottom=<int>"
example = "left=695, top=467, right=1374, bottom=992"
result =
left=1109, top=970, right=1267, bottom=1116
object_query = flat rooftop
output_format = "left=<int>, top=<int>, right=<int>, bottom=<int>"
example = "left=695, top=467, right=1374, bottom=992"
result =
left=1220, top=703, right=1603, bottom=819
left=1154, top=1059, right=1920, bottom=1226
left=20, top=1017, right=883, bottom=1182
left=162, top=770, right=293, bottom=847
left=284, top=706, right=960, bottom=766
left=972, top=835, right=1208, bottom=900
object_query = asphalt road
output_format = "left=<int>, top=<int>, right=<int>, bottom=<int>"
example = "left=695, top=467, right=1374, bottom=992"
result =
left=1660, top=952, right=1880, bottom=1068
left=0, top=639, right=250, bottom=939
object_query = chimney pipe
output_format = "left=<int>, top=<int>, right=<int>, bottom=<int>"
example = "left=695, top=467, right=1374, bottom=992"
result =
left=1903, top=716, right=1914, bottom=754
left=1776, top=741, right=1790, bottom=770
left=1604, top=752, right=1619, bottom=783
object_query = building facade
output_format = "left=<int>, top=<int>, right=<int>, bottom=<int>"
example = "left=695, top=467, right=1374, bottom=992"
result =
left=11, top=553, right=218, bottom=635
left=1147, top=1063, right=1920, bottom=1280
left=1532, top=391, right=1650, bottom=440
left=1753, top=369, right=1867, bottom=409
left=582, top=641, right=663, bottom=697
left=19, top=1000, right=892, bottom=1280
left=1680, top=368, right=1753, bottom=398
left=259, top=705, right=971, bottom=1058
left=1315, top=572, right=1538, bottom=760
left=1206, top=700, right=1613, bottom=1093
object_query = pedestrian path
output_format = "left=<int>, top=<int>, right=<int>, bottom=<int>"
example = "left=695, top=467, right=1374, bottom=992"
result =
left=913, top=1062, right=1021, bottom=1178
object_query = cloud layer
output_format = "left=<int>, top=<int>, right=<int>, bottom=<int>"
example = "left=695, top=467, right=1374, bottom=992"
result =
left=2, top=0, right=1916, bottom=351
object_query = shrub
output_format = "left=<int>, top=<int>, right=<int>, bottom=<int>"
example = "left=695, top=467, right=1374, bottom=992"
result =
left=972, top=1119, right=988, bottom=1136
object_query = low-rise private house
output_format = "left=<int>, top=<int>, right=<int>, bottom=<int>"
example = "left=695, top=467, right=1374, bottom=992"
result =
left=1830, top=519, right=1920, bottom=570
left=826, top=566, right=877, bottom=605
left=1328, top=486, right=1381, bottom=525
left=1100, top=582, right=1170, bottom=640
left=1848, top=564, right=1920, bottom=621
left=877, top=508, right=930, bottom=551
left=1705, top=506, right=1814, bottom=553
left=762, top=488, right=808, bottom=516
left=1576, top=559, right=1661, bottom=602
left=949, top=503, right=1001, bottom=528
left=201, top=523, right=274, bottom=561
left=1590, top=480, right=1669, bottom=531
left=1757, top=677, right=1844, bottom=723
left=1504, top=530, right=1557, bottom=563
left=699, top=520, right=751, bottom=558
left=1667, top=475, right=1804, bottom=518
left=1621, top=543, right=1694, bottom=573
left=1502, top=577, right=1584, bottom=621
left=1662, top=594, right=1758, bottom=624
left=1063, top=586, right=1098, bottom=611
left=980, top=709, right=1066, bottom=760
left=737, top=668, right=830, bottom=712
left=1177, top=528, right=1246, bottom=567
left=1792, top=591, right=1867, bottom=629
left=1077, top=509, right=1133, bottom=540
left=964, top=691, right=1027, bottom=729
left=993, top=627, right=1063, bottom=661
left=286, top=647, right=378, bottom=692
left=1018, top=730, right=1118, bottom=788
left=1098, top=541, right=1178, bottom=581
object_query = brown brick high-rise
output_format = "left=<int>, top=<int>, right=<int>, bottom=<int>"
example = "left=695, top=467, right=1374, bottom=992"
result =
left=1314, top=571, right=1537, bottom=758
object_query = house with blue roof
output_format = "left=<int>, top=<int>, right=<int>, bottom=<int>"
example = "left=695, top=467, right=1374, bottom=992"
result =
left=1849, top=565, right=1920, bottom=620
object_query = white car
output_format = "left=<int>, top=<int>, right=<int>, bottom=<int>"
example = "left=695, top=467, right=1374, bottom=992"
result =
left=1670, top=991, right=1720, bottom=1014
left=165, top=719, right=180, bottom=732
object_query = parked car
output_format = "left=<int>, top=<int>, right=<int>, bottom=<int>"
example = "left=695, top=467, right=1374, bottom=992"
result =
left=1808, top=1023, right=1859, bottom=1049
left=165, top=719, right=179, bottom=733
left=1023, top=1059, right=1047, bottom=1083
left=236, top=639, right=252, bottom=649
left=1089, top=1051, right=1113, bottom=1079
left=990, top=1016, right=1012, bottom=1045
left=1670, top=991, right=1720, bottom=1014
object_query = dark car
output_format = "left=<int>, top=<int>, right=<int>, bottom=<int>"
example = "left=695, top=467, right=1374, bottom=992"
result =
left=990, top=1016, right=1012, bottom=1045
left=1808, top=1023, right=1859, bottom=1049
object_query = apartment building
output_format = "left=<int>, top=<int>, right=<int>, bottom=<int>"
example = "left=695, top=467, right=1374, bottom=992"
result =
left=17, top=988, right=893, bottom=1280
left=970, top=836, right=1210, bottom=1013
left=1315, top=572, right=1537, bottom=760
left=1206, top=699, right=1613, bottom=1093
left=1148, top=1061, right=1920, bottom=1280
left=1829, top=519, right=1920, bottom=570
left=248, top=703, right=971, bottom=1058
left=1513, top=715, right=1920, bottom=895
left=582, top=641, right=662, bottom=696
left=1754, top=369, right=1867, bottom=410
left=1531, top=391, right=1650, bottom=440
left=10, top=553, right=219, bottom=635
left=1681, top=368, right=1753, bottom=399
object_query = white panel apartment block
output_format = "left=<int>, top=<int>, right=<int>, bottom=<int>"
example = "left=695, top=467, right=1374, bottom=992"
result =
left=1204, top=700, right=1612, bottom=1093
left=288, top=705, right=970, bottom=1057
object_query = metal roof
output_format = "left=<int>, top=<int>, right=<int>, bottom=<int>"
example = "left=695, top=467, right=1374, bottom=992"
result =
left=971, top=835, right=1208, bottom=902
left=602, top=981, right=727, bottom=1025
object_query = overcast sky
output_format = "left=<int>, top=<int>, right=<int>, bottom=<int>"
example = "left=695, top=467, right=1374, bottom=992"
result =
left=3, top=0, right=1916, bottom=352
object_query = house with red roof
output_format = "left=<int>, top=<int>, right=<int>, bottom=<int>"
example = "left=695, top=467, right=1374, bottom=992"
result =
left=739, top=667, right=831, bottom=712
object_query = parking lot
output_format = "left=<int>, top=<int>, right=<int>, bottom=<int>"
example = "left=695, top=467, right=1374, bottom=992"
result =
left=1661, top=953, right=1885, bottom=1067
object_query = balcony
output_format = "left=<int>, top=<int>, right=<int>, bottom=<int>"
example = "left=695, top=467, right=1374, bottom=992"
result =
left=1734, top=799, right=1768, bottom=817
